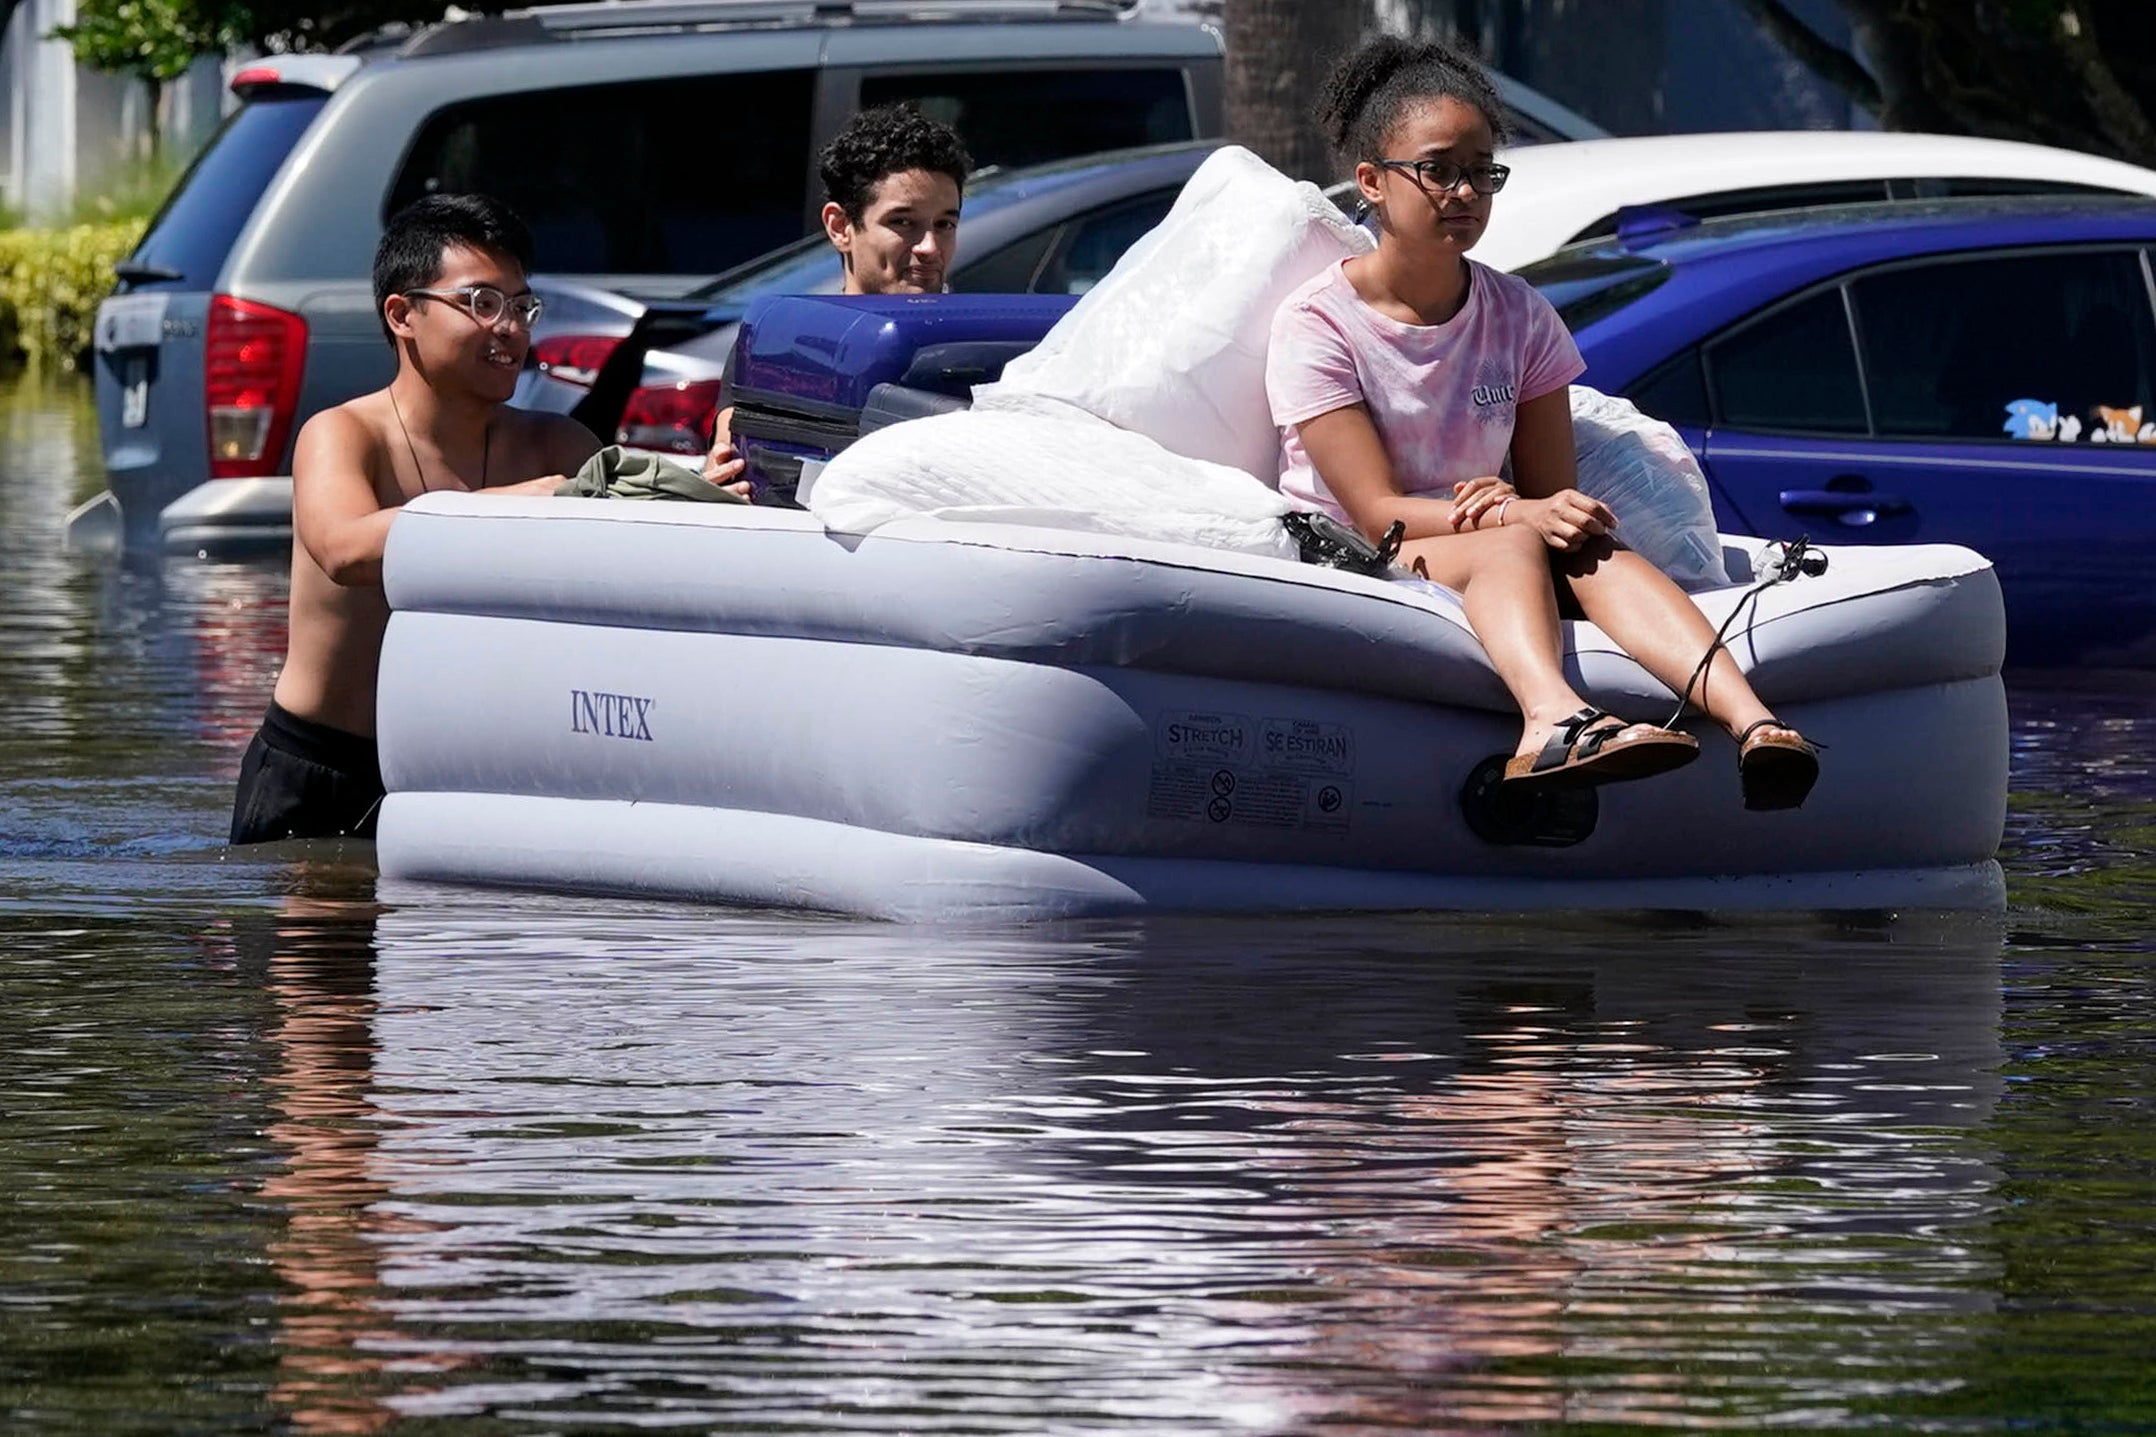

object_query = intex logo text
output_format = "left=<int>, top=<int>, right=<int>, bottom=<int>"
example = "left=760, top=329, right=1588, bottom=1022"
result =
left=571, top=689, right=656, bottom=742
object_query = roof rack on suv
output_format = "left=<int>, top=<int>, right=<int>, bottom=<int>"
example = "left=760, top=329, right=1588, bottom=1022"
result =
left=397, top=0, right=1128, bottom=57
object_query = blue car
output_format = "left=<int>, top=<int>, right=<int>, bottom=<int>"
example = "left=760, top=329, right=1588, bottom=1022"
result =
left=1517, top=195, right=2156, bottom=665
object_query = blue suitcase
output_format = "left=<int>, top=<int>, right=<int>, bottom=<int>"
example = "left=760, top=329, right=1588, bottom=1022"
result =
left=727, top=293, right=1076, bottom=504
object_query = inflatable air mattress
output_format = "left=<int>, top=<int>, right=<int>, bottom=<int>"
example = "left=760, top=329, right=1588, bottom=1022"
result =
left=374, top=495, right=2006, bottom=920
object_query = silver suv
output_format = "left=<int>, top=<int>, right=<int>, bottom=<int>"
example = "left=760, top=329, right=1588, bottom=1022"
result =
left=83, top=0, right=1224, bottom=551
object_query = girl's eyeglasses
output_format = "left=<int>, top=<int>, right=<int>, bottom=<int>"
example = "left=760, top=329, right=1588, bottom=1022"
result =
left=404, top=284, right=545, bottom=328
left=1377, top=159, right=1511, bottom=196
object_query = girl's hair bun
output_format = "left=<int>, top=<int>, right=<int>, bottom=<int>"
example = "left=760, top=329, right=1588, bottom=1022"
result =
left=1315, top=34, right=1511, bottom=165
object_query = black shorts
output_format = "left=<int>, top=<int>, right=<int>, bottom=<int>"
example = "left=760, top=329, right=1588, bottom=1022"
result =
left=229, top=701, right=384, bottom=845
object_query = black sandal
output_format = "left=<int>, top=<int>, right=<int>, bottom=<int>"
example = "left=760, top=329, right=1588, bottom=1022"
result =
left=1503, top=707, right=1700, bottom=791
left=1736, top=718, right=1821, bottom=811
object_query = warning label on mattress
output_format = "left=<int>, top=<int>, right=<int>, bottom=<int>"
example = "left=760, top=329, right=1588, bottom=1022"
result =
left=1147, top=711, right=1354, bottom=833
left=1259, top=718, right=1352, bottom=775
left=1155, top=710, right=1254, bottom=764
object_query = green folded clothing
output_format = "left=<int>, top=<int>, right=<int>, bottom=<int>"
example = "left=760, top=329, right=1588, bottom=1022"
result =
left=554, top=444, right=747, bottom=504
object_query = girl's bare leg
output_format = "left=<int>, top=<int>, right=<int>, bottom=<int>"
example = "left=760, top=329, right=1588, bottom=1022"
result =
left=1555, top=544, right=1796, bottom=741
left=1403, top=524, right=1612, bottom=759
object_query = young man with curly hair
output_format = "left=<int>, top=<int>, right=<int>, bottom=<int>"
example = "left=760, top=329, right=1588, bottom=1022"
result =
left=817, top=102, right=972, bottom=295
left=705, top=104, right=972, bottom=482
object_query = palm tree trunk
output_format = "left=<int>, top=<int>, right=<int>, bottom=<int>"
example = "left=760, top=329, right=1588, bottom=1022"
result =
left=1224, top=0, right=1366, bottom=183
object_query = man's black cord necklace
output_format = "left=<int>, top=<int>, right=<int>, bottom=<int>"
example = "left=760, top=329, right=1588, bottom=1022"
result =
left=390, top=388, right=489, bottom=494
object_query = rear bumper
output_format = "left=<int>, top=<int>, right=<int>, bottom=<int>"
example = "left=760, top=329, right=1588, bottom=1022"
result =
left=106, top=457, right=201, bottom=548
left=158, top=476, right=293, bottom=558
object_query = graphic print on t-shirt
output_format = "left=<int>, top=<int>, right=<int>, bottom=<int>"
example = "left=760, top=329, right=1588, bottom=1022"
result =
left=1469, top=357, right=1519, bottom=426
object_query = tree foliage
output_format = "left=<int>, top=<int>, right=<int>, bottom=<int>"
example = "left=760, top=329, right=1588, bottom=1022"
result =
left=48, top=0, right=232, bottom=88
left=0, top=219, right=148, bottom=370
left=1738, top=0, right=2156, bottom=165
left=50, top=0, right=462, bottom=83
left=48, top=0, right=239, bottom=153
left=236, top=0, right=454, bottom=56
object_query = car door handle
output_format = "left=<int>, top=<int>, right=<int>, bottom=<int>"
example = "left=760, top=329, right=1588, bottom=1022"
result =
left=1778, top=488, right=1913, bottom=525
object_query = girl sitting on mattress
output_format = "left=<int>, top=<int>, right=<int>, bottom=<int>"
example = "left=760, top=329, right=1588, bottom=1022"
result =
left=1266, top=36, right=1819, bottom=808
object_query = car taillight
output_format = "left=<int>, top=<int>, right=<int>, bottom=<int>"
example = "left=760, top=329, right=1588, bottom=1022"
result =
left=205, top=294, right=306, bottom=479
left=532, top=334, right=620, bottom=388
left=617, top=380, right=721, bottom=454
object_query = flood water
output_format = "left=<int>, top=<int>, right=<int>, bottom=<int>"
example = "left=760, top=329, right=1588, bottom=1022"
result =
left=3, top=378, right=2153, bottom=1434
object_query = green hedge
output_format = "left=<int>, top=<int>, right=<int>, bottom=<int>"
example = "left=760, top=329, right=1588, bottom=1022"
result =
left=0, top=219, right=147, bottom=373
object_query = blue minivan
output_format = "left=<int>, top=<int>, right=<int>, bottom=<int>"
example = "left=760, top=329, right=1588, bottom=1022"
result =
left=1520, top=196, right=2156, bottom=664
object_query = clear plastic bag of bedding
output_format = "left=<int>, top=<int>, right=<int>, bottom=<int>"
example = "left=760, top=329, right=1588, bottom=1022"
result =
left=1569, top=386, right=1730, bottom=590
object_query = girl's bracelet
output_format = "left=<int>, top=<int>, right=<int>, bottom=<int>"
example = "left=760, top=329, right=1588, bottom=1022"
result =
left=1494, top=497, right=1514, bottom=528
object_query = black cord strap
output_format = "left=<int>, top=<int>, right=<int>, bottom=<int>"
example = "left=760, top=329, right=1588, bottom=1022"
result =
left=1661, top=537, right=1824, bottom=732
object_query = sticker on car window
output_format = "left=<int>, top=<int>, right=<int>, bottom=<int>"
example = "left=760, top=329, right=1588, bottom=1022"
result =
left=2089, top=405, right=2156, bottom=443
left=2003, top=398, right=2156, bottom=444
left=2002, top=398, right=2080, bottom=442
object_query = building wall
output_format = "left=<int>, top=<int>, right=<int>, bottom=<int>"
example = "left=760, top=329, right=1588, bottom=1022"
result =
left=1, top=0, right=227, bottom=220
left=3, top=0, right=81, bottom=215
left=1133, top=0, right=1872, bottom=136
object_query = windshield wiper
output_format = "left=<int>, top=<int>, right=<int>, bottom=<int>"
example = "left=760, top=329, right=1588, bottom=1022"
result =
left=113, top=260, right=185, bottom=284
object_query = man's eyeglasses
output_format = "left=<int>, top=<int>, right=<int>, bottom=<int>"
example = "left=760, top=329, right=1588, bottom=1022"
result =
left=404, top=284, right=544, bottom=328
left=1376, top=159, right=1511, bottom=196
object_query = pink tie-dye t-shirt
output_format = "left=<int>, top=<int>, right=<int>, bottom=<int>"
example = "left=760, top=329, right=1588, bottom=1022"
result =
left=1265, top=258, right=1585, bottom=522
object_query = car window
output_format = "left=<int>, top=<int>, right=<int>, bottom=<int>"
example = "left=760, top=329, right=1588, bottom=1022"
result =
left=1502, top=108, right=1571, bottom=146
left=1566, top=180, right=1894, bottom=246
left=1036, top=192, right=1177, bottom=294
left=1707, top=289, right=1869, bottom=434
left=1900, top=177, right=2134, bottom=201
left=1850, top=250, right=2156, bottom=443
left=388, top=72, right=815, bottom=275
left=948, top=226, right=1059, bottom=294
left=1628, top=349, right=1711, bottom=429
left=1517, top=252, right=1671, bottom=330
left=694, top=236, right=842, bottom=314
left=126, top=95, right=328, bottom=289
left=861, top=69, right=1191, bottom=172
left=1566, top=179, right=2136, bottom=248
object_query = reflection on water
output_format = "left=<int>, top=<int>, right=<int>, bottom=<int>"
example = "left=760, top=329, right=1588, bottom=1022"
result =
left=0, top=383, right=286, bottom=893
left=3, top=379, right=2156, bottom=1432
left=333, top=904, right=2008, bottom=1432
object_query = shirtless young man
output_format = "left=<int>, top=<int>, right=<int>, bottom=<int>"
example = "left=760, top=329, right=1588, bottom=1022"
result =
left=230, top=193, right=598, bottom=844
left=703, top=104, right=971, bottom=483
